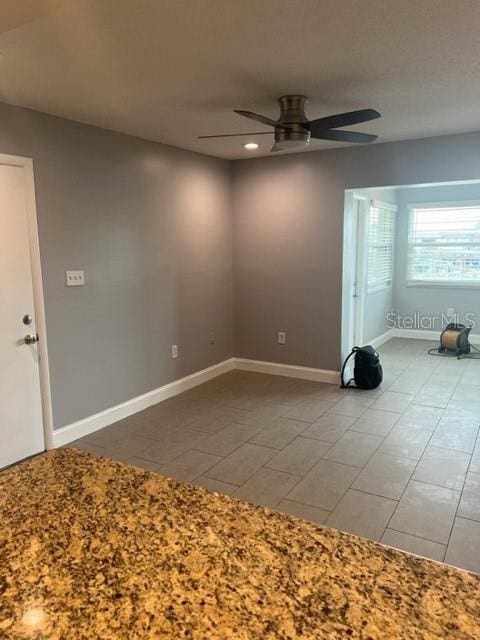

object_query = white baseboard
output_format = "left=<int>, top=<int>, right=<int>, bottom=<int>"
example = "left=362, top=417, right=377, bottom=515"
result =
left=365, top=329, right=395, bottom=349
left=53, top=356, right=341, bottom=447
left=235, top=358, right=340, bottom=385
left=53, top=358, right=236, bottom=447
left=391, top=328, right=480, bottom=343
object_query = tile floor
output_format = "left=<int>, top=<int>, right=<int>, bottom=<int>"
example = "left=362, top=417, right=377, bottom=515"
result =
left=71, top=338, right=480, bottom=574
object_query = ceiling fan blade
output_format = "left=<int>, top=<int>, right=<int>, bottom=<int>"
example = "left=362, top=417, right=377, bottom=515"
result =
left=198, top=132, right=272, bottom=139
left=270, top=143, right=284, bottom=152
left=311, top=129, right=377, bottom=143
left=234, top=110, right=294, bottom=130
left=309, top=109, right=380, bottom=135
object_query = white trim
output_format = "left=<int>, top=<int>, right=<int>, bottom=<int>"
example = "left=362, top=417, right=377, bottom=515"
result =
left=365, top=327, right=480, bottom=346
left=370, top=198, right=398, bottom=212
left=406, top=281, right=480, bottom=289
left=391, top=328, right=480, bottom=342
left=234, top=358, right=340, bottom=385
left=366, top=329, right=395, bottom=349
left=354, top=198, right=368, bottom=344
left=0, top=154, right=54, bottom=451
left=406, top=200, right=480, bottom=210
left=53, top=356, right=341, bottom=447
left=53, top=358, right=236, bottom=447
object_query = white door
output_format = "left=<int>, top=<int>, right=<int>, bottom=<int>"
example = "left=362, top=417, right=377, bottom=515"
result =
left=353, top=198, right=368, bottom=346
left=0, top=163, right=45, bottom=468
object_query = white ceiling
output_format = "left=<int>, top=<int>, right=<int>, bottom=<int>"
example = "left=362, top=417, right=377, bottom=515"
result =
left=1, top=0, right=480, bottom=160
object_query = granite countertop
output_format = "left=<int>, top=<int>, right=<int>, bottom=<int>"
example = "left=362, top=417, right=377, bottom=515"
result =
left=0, top=449, right=478, bottom=639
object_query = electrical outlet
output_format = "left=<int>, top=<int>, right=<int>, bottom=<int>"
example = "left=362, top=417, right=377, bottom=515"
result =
left=209, top=332, right=215, bottom=345
left=278, top=331, right=287, bottom=345
left=447, top=307, right=455, bottom=317
left=65, top=270, right=85, bottom=286
left=171, top=344, right=178, bottom=359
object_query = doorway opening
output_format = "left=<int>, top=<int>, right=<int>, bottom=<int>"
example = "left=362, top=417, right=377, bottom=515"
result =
left=342, top=178, right=480, bottom=361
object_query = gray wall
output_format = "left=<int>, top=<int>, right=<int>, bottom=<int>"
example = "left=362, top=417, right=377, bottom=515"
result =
left=232, top=132, right=480, bottom=371
left=361, top=189, right=397, bottom=343
left=0, top=102, right=233, bottom=429
left=394, top=182, right=480, bottom=333
left=5, top=99, right=480, bottom=427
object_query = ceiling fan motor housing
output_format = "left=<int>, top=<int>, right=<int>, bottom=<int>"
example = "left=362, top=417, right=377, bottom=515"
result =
left=275, top=95, right=311, bottom=148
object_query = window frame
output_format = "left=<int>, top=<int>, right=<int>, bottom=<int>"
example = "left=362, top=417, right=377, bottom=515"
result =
left=366, top=198, right=397, bottom=295
left=406, top=200, right=480, bottom=289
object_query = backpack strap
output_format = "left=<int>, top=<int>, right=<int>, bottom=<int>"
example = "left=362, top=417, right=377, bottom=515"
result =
left=340, top=347, right=358, bottom=389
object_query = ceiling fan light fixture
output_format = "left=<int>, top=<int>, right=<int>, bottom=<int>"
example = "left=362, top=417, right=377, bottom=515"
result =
left=199, top=96, right=380, bottom=151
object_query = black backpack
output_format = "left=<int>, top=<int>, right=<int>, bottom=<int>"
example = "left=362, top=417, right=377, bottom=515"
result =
left=340, top=345, right=383, bottom=390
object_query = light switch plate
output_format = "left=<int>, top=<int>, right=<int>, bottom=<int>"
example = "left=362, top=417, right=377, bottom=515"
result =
left=66, top=270, right=85, bottom=286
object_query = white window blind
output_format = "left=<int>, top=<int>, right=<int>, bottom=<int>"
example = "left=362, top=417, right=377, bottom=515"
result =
left=407, top=204, right=480, bottom=285
left=367, top=200, right=396, bottom=293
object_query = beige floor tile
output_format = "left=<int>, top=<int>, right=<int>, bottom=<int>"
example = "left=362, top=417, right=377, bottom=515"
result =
left=350, top=408, right=400, bottom=436
left=301, top=413, right=356, bottom=443
left=414, top=384, right=451, bottom=409
left=378, top=425, right=432, bottom=460
left=234, top=404, right=286, bottom=428
left=286, top=460, right=359, bottom=511
left=381, top=529, right=445, bottom=562
left=134, top=440, right=193, bottom=465
left=156, top=449, right=222, bottom=483
left=429, top=410, right=480, bottom=453
left=193, top=475, right=238, bottom=496
left=70, top=440, right=107, bottom=456
left=266, top=437, right=331, bottom=476
left=145, top=427, right=205, bottom=448
left=204, top=443, right=276, bottom=486
left=450, top=383, right=480, bottom=404
left=195, top=423, right=259, bottom=457
left=388, top=481, right=460, bottom=544
left=67, top=341, right=480, bottom=569
left=351, top=453, right=415, bottom=500
left=429, top=424, right=479, bottom=454
left=188, top=410, right=249, bottom=434
left=395, top=404, right=442, bottom=429
left=323, top=431, right=383, bottom=467
left=413, top=446, right=470, bottom=490
left=249, top=418, right=306, bottom=449
left=371, top=391, right=414, bottom=413
left=234, top=468, right=301, bottom=508
left=282, top=399, right=333, bottom=423
left=470, top=443, right=480, bottom=474
left=101, top=434, right=158, bottom=459
left=83, top=422, right=138, bottom=447
left=445, top=517, right=480, bottom=574
left=458, top=472, right=480, bottom=521
left=330, top=396, right=372, bottom=418
left=326, top=490, right=396, bottom=541
left=122, top=456, right=166, bottom=474
left=389, top=379, right=427, bottom=395
left=276, top=499, right=330, bottom=525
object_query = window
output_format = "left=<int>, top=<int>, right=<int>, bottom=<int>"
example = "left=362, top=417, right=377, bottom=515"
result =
left=407, top=204, right=480, bottom=286
left=366, top=200, right=396, bottom=293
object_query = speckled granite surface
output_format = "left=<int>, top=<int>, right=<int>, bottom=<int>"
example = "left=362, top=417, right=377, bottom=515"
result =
left=0, top=449, right=479, bottom=639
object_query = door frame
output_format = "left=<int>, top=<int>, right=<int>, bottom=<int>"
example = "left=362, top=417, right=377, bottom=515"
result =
left=353, top=196, right=368, bottom=346
left=0, top=153, right=54, bottom=450
left=341, top=192, right=368, bottom=363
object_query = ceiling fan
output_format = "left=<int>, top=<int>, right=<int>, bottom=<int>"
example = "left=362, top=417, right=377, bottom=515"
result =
left=199, top=95, right=380, bottom=151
